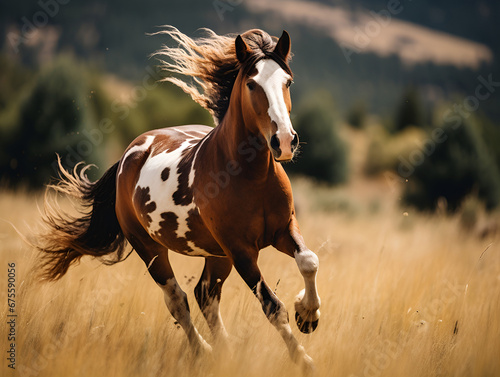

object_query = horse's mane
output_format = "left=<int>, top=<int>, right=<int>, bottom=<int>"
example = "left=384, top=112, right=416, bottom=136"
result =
left=153, top=26, right=291, bottom=125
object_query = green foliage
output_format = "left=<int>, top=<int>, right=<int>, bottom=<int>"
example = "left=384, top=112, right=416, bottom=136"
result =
left=122, top=85, right=213, bottom=142
left=403, top=119, right=500, bottom=212
left=286, top=93, right=349, bottom=184
left=459, top=195, right=483, bottom=231
left=364, top=125, right=427, bottom=175
left=0, top=56, right=34, bottom=113
left=393, top=87, right=425, bottom=133
left=0, top=55, right=96, bottom=187
left=346, top=101, right=367, bottom=129
left=477, top=113, right=500, bottom=171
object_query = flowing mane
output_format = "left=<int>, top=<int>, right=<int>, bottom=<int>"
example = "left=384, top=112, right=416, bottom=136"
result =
left=153, top=26, right=292, bottom=125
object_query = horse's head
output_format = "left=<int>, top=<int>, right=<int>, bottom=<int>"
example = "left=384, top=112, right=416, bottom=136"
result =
left=235, top=30, right=298, bottom=162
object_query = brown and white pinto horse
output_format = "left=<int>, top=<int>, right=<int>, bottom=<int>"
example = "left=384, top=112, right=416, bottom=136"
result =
left=36, top=27, right=321, bottom=371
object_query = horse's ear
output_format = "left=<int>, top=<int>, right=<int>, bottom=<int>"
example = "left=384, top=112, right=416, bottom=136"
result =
left=274, top=30, right=291, bottom=61
left=235, top=35, right=251, bottom=63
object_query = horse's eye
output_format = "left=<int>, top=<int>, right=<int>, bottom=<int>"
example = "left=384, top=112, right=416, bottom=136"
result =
left=286, top=79, right=293, bottom=88
left=247, top=81, right=256, bottom=91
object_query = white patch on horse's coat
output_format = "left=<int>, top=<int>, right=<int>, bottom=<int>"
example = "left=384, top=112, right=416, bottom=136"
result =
left=159, top=279, right=189, bottom=321
left=253, top=59, right=295, bottom=152
left=294, top=249, right=319, bottom=276
left=147, top=254, right=159, bottom=270
left=118, top=135, right=155, bottom=176
left=255, top=279, right=264, bottom=302
left=133, top=130, right=213, bottom=257
left=135, top=138, right=191, bottom=235
left=188, top=136, right=208, bottom=188
left=205, top=299, right=229, bottom=342
left=202, top=292, right=229, bottom=340
left=294, top=250, right=321, bottom=320
left=187, top=240, right=199, bottom=253
left=171, top=128, right=198, bottom=138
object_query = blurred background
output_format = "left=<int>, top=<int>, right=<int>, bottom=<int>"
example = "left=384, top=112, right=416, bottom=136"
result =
left=2, top=4, right=500, bottom=375
left=1, top=0, right=500, bottom=219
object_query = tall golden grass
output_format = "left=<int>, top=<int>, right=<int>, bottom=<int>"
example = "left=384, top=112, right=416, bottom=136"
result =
left=1, top=179, right=499, bottom=377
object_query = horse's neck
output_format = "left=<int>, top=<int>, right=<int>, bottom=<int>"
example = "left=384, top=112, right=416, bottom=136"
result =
left=210, top=107, right=274, bottom=181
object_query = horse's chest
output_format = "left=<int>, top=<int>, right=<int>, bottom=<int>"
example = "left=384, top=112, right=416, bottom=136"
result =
left=198, top=179, right=293, bottom=249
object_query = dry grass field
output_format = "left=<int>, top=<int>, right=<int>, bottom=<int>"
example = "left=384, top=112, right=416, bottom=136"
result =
left=1, top=176, right=499, bottom=377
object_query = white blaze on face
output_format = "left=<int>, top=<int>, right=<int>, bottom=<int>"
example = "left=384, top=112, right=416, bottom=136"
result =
left=253, top=59, right=295, bottom=160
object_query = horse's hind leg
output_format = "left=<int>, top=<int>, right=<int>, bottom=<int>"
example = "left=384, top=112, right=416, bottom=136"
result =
left=194, top=257, right=232, bottom=346
left=159, top=271, right=212, bottom=356
left=128, top=235, right=212, bottom=355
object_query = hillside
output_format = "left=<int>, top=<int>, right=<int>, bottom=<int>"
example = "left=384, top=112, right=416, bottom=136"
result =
left=1, top=0, right=499, bottom=120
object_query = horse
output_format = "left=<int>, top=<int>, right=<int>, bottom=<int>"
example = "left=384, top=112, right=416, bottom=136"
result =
left=35, top=26, right=321, bottom=372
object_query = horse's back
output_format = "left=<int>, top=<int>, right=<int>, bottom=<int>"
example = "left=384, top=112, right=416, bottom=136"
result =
left=116, top=125, right=224, bottom=257
left=117, top=125, right=211, bottom=192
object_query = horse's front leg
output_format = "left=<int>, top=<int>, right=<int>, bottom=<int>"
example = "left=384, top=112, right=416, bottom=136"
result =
left=275, top=217, right=321, bottom=333
left=229, top=249, right=315, bottom=373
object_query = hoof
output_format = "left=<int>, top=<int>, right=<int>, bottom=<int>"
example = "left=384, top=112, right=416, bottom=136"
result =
left=191, top=337, right=213, bottom=358
left=301, top=354, right=317, bottom=377
left=295, top=312, right=319, bottom=334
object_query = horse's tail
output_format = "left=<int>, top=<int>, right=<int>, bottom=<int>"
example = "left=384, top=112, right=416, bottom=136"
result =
left=34, top=157, right=128, bottom=281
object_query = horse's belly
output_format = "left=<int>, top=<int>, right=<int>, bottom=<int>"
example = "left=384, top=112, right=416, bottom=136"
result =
left=129, top=128, right=225, bottom=257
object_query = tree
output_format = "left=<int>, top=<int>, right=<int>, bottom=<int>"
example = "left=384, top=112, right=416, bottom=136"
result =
left=0, top=56, right=92, bottom=188
left=403, top=119, right=500, bottom=212
left=393, top=87, right=424, bottom=133
left=286, top=93, right=348, bottom=184
left=346, top=100, right=367, bottom=129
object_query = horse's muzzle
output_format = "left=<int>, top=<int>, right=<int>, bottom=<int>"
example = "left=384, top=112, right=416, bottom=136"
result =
left=271, top=133, right=299, bottom=162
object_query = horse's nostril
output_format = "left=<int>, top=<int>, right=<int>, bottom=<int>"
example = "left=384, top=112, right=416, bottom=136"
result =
left=291, top=134, right=299, bottom=150
left=270, top=134, right=280, bottom=152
